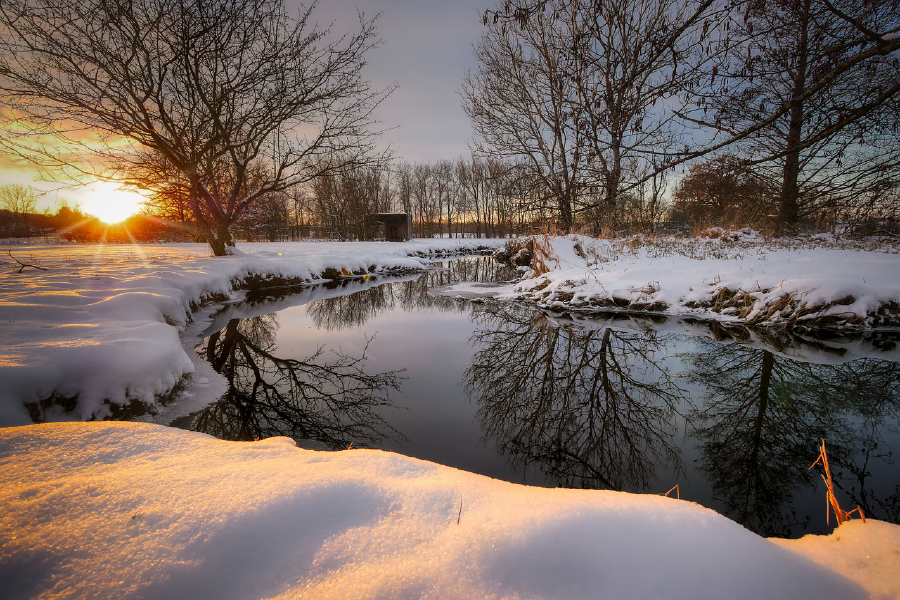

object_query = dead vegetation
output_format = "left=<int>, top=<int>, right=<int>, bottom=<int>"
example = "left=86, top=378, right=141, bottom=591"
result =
left=5, top=250, right=48, bottom=272
left=810, top=440, right=865, bottom=527
left=686, top=289, right=898, bottom=329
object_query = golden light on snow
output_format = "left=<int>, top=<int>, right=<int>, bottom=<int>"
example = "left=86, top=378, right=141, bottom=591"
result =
left=81, top=182, right=146, bottom=224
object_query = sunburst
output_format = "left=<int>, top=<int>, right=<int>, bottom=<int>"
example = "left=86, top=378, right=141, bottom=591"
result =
left=81, top=182, right=146, bottom=224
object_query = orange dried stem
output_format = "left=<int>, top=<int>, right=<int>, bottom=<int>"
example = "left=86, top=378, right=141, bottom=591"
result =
left=810, top=439, right=865, bottom=526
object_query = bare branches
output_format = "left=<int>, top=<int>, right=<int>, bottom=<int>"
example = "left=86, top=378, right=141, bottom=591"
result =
left=470, top=0, right=900, bottom=232
left=0, top=0, right=390, bottom=255
left=6, top=251, right=48, bottom=272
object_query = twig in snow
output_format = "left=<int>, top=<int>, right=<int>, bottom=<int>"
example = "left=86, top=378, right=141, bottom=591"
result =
left=7, top=251, right=48, bottom=273
left=660, top=484, right=680, bottom=500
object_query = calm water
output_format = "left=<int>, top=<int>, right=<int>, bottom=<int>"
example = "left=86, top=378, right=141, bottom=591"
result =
left=180, top=257, right=900, bottom=538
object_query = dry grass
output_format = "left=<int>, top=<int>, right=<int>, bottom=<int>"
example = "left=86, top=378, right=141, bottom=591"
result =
left=810, top=439, right=865, bottom=527
left=660, top=484, right=681, bottom=500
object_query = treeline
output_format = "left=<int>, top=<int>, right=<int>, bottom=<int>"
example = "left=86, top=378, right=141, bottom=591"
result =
left=2, top=0, right=898, bottom=248
left=219, top=152, right=900, bottom=240
left=141, top=156, right=559, bottom=241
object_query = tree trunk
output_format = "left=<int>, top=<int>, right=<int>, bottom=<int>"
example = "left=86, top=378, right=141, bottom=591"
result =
left=776, top=0, right=810, bottom=236
left=558, top=187, right=573, bottom=234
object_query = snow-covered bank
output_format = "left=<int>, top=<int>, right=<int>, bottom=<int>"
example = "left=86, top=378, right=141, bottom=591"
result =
left=484, top=234, right=900, bottom=329
left=2, top=235, right=898, bottom=427
left=0, top=240, right=503, bottom=426
left=1, top=421, right=895, bottom=600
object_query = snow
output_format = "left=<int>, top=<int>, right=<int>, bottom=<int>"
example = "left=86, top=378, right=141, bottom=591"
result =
left=2, top=421, right=895, bottom=600
left=773, top=520, right=900, bottom=600
left=447, top=234, right=899, bottom=329
left=0, top=240, right=502, bottom=425
left=2, top=236, right=899, bottom=598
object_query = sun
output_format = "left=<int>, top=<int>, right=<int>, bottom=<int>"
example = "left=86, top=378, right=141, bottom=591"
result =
left=82, top=182, right=146, bottom=224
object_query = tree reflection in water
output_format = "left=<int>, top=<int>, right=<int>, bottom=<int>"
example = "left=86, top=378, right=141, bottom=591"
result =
left=307, top=256, right=516, bottom=331
left=465, top=305, right=687, bottom=491
left=185, top=262, right=899, bottom=538
left=191, top=314, right=404, bottom=448
left=687, top=329, right=900, bottom=536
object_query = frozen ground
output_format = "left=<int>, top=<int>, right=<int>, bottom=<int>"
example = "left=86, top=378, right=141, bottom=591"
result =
left=1, top=422, right=897, bottom=600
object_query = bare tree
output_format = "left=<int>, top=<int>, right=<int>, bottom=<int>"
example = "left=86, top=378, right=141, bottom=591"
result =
left=463, top=5, right=584, bottom=232
left=695, top=0, right=900, bottom=233
left=0, top=0, right=389, bottom=255
left=565, top=0, right=714, bottom=231
left=468, top=0, right=716, bottom=233
left=0, top=184, right=38, bottom=237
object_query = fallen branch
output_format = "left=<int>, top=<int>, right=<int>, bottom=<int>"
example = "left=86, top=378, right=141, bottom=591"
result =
left=7, top=251, right=48, bottom=273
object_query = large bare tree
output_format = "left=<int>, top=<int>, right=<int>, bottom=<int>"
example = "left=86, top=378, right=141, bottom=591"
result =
left=467, top=0, right=716, bottom=232
left=463, top=5, right=584, bottom=232
left=694, top=0, right=900, bottom=233
left=0, top=0, right=388, bottom=255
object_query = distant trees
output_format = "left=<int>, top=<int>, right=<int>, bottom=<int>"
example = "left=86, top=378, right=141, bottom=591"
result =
left=672, top=155, right=775, bottom=229
left=0, top=0, right=387, bottom=255
left=0, top=184, right=37, bottom=237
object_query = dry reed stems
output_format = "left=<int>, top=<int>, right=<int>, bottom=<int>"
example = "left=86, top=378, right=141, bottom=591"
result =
left=810, top=439, right=865, bottom=527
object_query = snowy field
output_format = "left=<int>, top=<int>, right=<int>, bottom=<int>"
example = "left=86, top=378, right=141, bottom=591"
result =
left=1, top=422, right=898, bottom=600
left=1, top=236, right=900, bottom=599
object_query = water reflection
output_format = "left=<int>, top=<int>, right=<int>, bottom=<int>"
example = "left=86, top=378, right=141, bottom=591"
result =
left=465, top=304, right=686, bottom=491
left=190, top=314, right=404, bottom=448
left=182, top=262, right=900, bottom=537
left=687, top=340, right=900, bottom=536
left=308, top=257, right=518, bottom=331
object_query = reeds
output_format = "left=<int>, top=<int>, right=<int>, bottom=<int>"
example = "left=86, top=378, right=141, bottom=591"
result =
left=660, top=484, right=680, bottom=500
left=810, top=439, right=865, bottom=527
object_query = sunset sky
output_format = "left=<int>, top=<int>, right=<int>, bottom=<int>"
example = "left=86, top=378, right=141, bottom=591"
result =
left=0, top=0, right=490, bottom=214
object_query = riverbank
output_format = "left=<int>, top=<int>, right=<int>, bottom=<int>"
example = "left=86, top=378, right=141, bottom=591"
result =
left=0, top=240, right=503, bottom=425
left=481, top=232, right=900, bottom=330
left=2, top=234, right=898, bottom=424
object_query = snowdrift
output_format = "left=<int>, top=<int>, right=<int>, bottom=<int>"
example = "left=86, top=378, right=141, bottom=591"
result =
left=1, top=422, right=896, bottom=600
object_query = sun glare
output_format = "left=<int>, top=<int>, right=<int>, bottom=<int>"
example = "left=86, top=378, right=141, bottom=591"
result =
left=82, top=183, right=146, bottom=224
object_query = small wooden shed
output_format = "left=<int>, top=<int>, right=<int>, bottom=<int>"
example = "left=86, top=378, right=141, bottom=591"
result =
left=367, top=213, right=412, bottom=241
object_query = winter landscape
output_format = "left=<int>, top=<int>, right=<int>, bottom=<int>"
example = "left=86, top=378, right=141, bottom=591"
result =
left=2, top=236, right=900, bottom=599
left=2, top=0, right=900, bottom=597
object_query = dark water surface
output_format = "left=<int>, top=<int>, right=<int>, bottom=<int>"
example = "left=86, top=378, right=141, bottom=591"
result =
left=180, top=257, right=900, bottom=538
